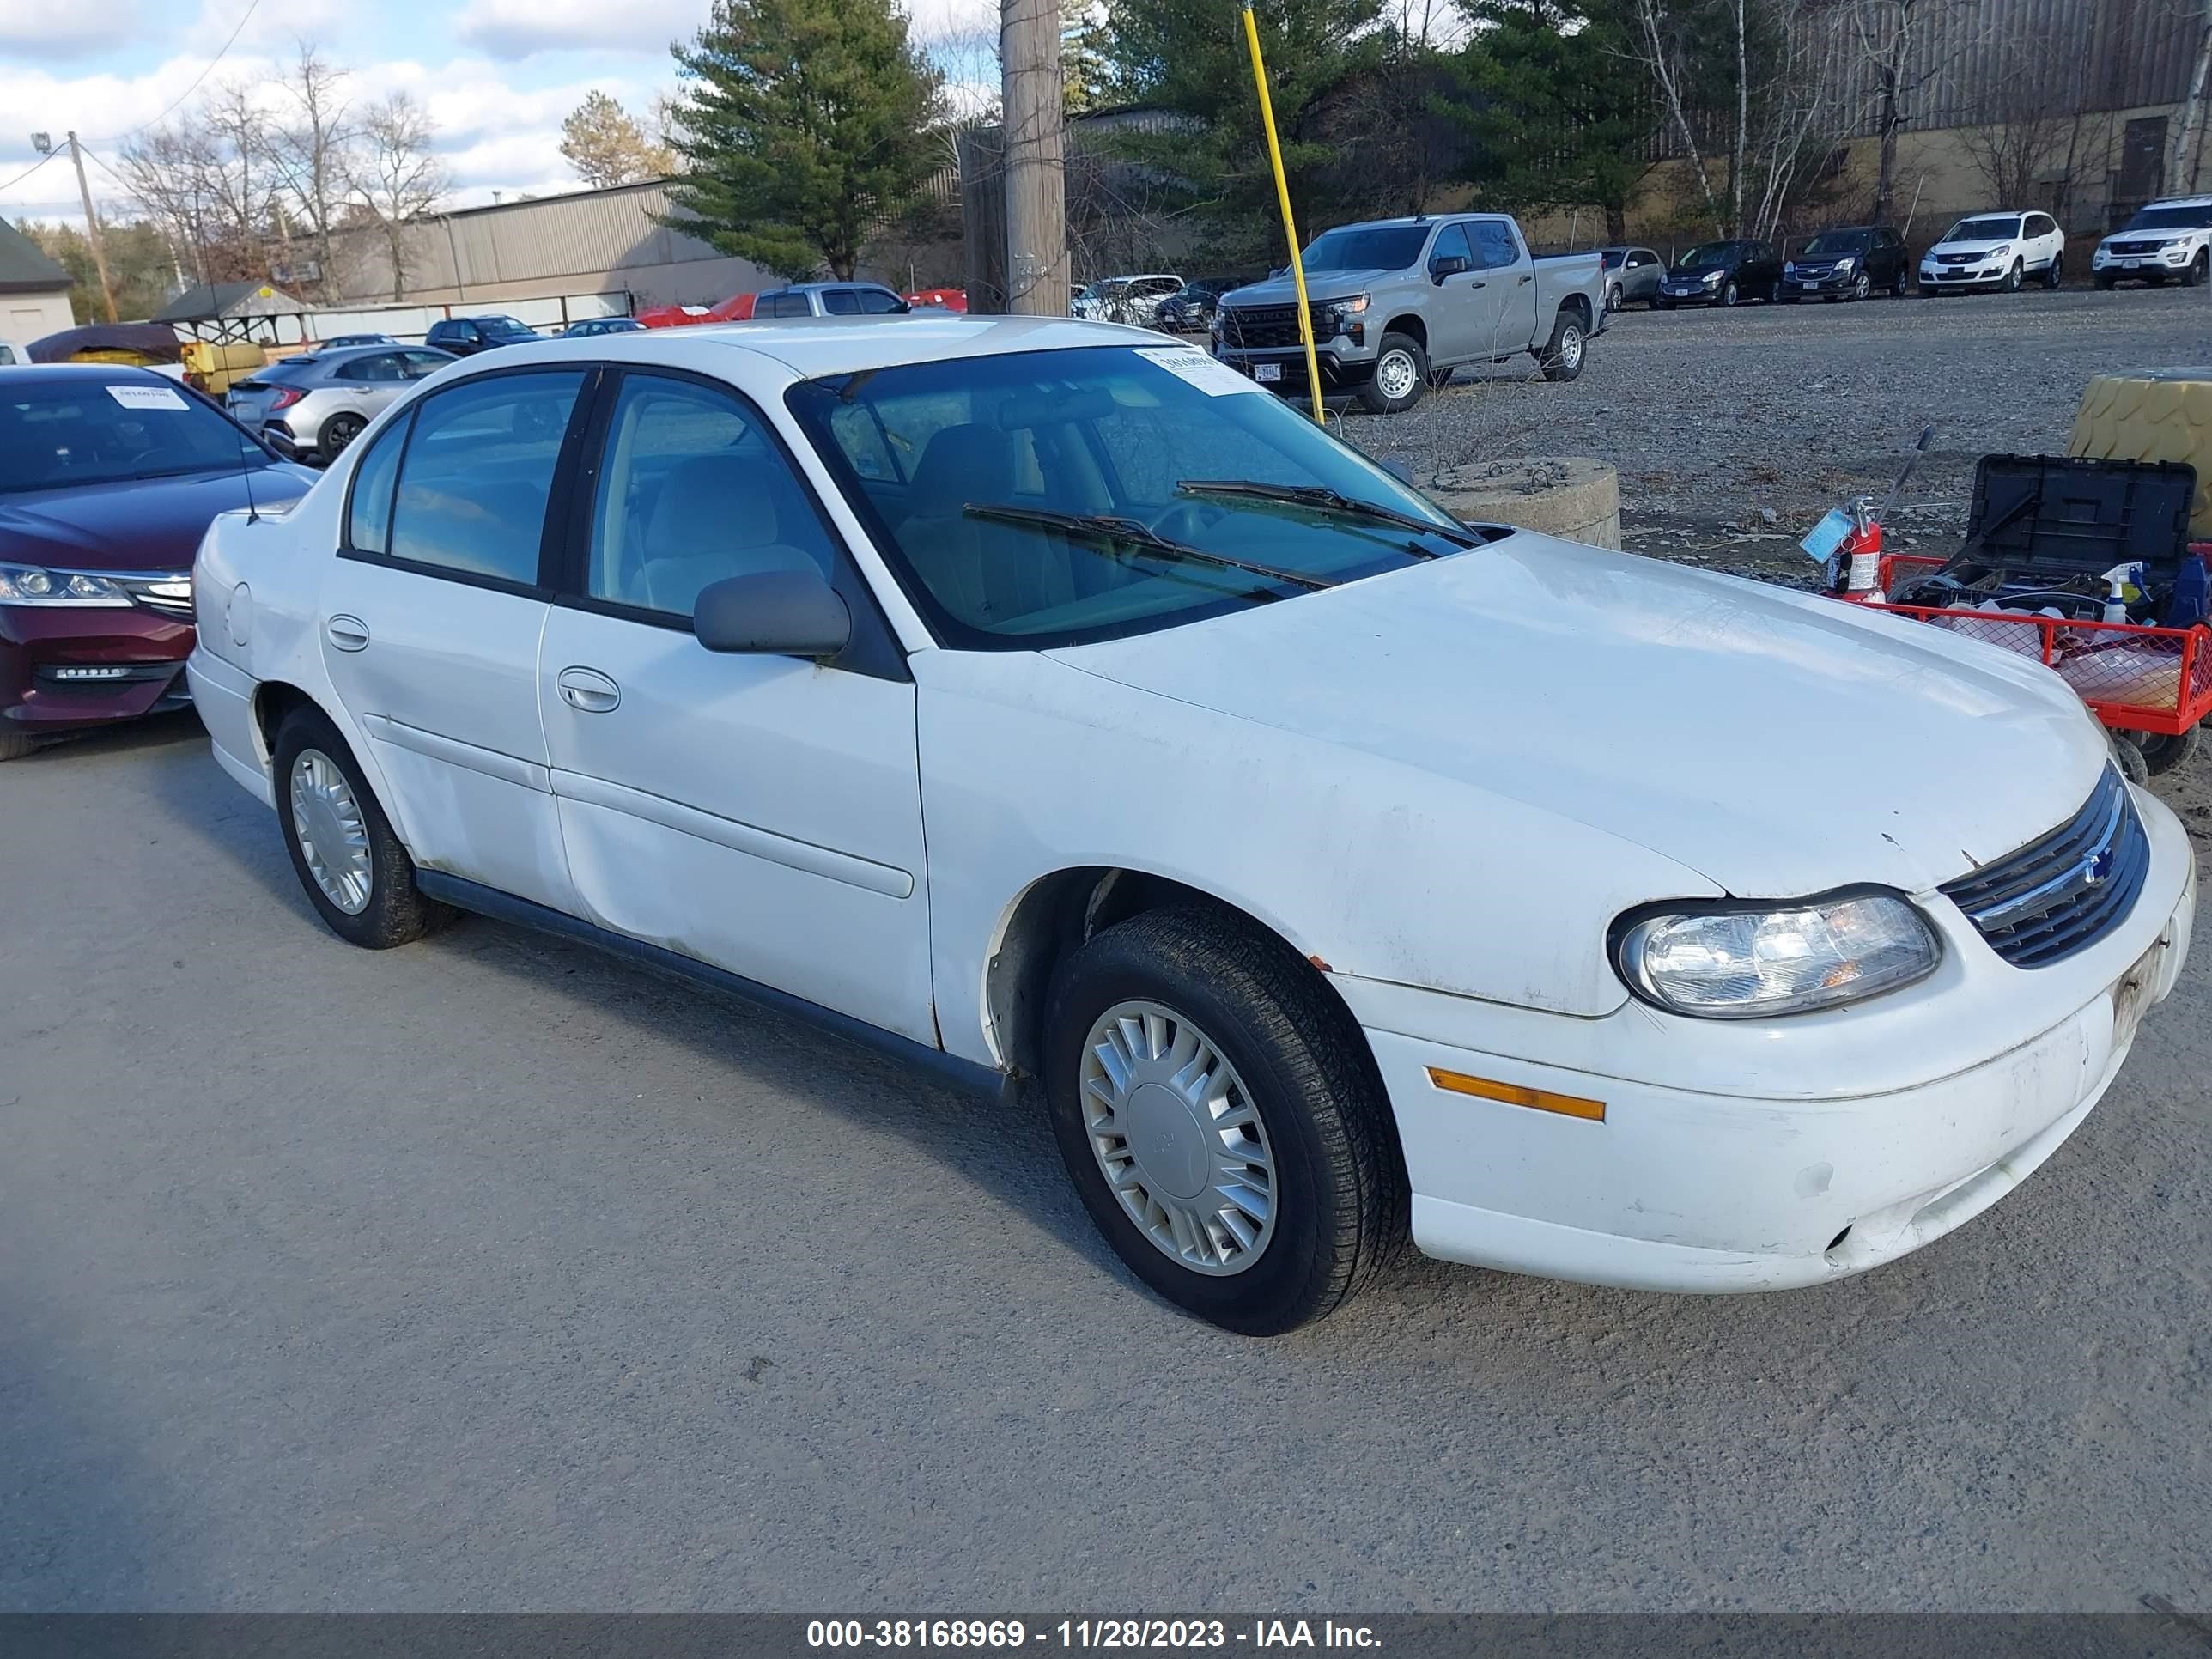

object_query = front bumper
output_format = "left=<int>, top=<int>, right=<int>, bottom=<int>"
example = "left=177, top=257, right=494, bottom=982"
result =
left=1, top=600, right=195, bottom=737
left=1336, top=788, right=2197, bottom=1292
left=1213, top=343, right=1374, bottom=391
left=1922, top=263, right=2004, bottom=287
left=1784, top=269, right=1857, bottom=293
left=2094, top=247, right=2194, bottom=276
left=1658, top=282, right=1726, bottom=302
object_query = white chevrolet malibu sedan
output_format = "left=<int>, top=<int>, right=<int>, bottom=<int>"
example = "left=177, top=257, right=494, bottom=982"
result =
left=189, top=316, right=2196, bottom=1334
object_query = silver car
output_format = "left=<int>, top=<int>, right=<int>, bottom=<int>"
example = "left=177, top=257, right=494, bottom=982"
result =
left=227, top=343, right=454, bottom=465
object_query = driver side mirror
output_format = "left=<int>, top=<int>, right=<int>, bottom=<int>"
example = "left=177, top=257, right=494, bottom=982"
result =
left=1431, top=254, right=1471, bottom=283
left=693, top=568, right=852, bottom=659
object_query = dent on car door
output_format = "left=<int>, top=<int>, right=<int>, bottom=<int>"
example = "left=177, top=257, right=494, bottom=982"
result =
left=536, top=368, right=937, bottom=1041
left=318, top=366, right=591, bottom=915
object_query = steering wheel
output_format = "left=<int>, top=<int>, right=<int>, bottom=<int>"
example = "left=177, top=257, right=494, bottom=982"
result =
left=1150, top=500, right=1227, bottom=544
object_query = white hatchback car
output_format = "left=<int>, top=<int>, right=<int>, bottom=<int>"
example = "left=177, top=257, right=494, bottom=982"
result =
left=188, top=318, right=2196, bottom=1334
left=1919, top=210, right=2066, bottom=293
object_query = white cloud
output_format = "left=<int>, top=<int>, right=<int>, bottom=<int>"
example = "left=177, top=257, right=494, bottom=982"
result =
left=453, top=0, right=709, bottom=60
left=0, top=0, right=159, bottom=59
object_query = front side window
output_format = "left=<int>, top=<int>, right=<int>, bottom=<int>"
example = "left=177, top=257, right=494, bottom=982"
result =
left=857, top=287, right=907, bottom=314
left=586, top=373, right=836, bottom=620
left=823, top=289, right=862, bottom=316
left=386, top=369, right=585, bottom=585
left=787, top=344, right=1470, bottom=650
left=1429, top=223, right=1474, bottom=270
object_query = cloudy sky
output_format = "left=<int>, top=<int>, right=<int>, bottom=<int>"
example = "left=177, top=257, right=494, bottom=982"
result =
left=0, top=0, right=1001, bottom=230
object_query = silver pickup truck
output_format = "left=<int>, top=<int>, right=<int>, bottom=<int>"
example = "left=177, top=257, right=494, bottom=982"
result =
left=1211, top=214, right=1607, bottom=412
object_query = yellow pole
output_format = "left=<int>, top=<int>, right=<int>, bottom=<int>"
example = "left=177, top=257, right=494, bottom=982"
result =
left=1241, top=6, right=1326, bottom=424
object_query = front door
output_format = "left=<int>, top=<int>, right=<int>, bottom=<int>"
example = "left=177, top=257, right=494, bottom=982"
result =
left=537, top=368, right=937, bottom=1042
left=319, top=364, right=592, bottom=915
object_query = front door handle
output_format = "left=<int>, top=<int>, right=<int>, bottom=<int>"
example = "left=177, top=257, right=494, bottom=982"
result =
left=1518, top=272, right=1534, bottom=285
left=326, top=614, right=370, bottom=652
left=557, top=665, right=621, bottom=713
left=1469, top=279, right=1486, bottom=289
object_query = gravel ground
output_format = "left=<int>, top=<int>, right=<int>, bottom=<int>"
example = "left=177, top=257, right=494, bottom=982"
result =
left=1359, top=284, right=2212, bottom=584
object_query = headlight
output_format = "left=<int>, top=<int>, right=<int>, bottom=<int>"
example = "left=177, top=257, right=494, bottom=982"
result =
left=1613, top=890, right=1938, bottom=1018
left=0, top=563, right=133, bottom=607
left=1834, top=255, right=1856, bottom=272
left=1701, top=270, right=1724, bottom=284
left=1990, top=244, right=2011, bottom=258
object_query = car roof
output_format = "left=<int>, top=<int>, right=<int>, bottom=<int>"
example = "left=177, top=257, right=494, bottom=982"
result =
left=0, top=362, right=174, bottom=388
left=432, top=314, right=1148, bottom=384
left=2148, top=195, right=2212, bottom=207
left=777, top=281, right=898, bottom=294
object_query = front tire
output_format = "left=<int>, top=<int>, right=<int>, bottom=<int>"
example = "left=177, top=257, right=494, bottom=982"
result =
left=1718, top=280, right=1741, bottom=308
left=1043, top=906, right=1407, bottom=1334
left=1538, top=307, right=1587, bottom=380
left=272, top=707, right=452, bottom=949
left=2185, top=249, right=2210, bottom=288
left=1358, top=333, right=1429, bottom=414
left=1850, top=271, right=1873, bottom=301
left=2096, top=270, right=2118, bottom=290
left=0, top=729, right=38, bottom=762
left=2003, top=259, right=2023, bottom=293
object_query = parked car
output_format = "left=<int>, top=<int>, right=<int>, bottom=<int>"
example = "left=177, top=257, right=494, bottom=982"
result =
left=228, top=343, right=456, bottom=465
left=422, top=315, right=544, bottom=355
left=1599, top=246, right=1666, bottom=310
left=191, top=317, right=2193, bottom=1335
left=1656, top=240, right=1784, bottom=307
left=1073, top=274, right=1185, bottom=326
left=2093, top=196, right=2212, bottom=289
left=2, top=364, right=313, bottom=759
left=561, top=317, right=647, bottom=337
left=1778, top=226, right=1911, bottom=301
left=1212, top=215, right=1606, bottom=411
left=1155, top=277, right=1251, bottom=333
left=1919, top=210, right=2065, bottom=293
left=308, top=333, right=398, bottom=352
left=752, top=283, right=915, bottom=319
left=0, top=339, right=29, bottom=366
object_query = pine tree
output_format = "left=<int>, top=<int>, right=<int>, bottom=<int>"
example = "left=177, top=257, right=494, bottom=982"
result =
left=665, top=0, right=944, bottom=280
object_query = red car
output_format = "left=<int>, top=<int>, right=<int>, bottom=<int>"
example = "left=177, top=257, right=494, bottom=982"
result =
left=1, top=364, right=314, bottom=759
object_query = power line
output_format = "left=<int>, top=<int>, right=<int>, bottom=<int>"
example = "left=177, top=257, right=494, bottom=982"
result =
left=88, top=0, right=267, bottom=147
left=0, top=147, right=60, bottom=198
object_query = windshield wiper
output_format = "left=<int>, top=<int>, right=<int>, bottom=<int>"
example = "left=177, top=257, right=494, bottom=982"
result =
left=1176, top=478, right=1480, bottom=553
left=962, top=502, right=1338, bottom=591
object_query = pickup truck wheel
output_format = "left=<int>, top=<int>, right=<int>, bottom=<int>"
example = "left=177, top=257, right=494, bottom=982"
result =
left=1043, top=906, right=1407, bottom=1335
left=272, top=706, right=453, bottom=949
left=1538, top=310, right=1586, bottom=381
left=1359, top=335, right=1429, bottom=413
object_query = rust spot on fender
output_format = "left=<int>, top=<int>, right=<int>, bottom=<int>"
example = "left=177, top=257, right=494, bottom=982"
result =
left=1307, top=953, right=1333, bottom=973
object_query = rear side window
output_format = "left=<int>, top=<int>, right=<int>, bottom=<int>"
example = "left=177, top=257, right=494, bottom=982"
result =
left=386, top=370, right=586, bottom=585
left=345, top=413, right=409, bottom=555
left=1471, top=221, right=1520, bottom=270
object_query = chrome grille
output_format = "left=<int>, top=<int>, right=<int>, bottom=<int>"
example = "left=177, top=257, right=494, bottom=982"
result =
left=2108, top=240, right=2162, bottom=257
left=1940, top=767, right=2148, bottom=968
left=112, top=574, right=196, bottom=618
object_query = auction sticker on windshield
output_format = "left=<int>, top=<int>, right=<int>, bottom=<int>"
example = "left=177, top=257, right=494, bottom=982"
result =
left=1134, top=344, right=1267, bottom=397
left=106, top=385, right=188, bottom=410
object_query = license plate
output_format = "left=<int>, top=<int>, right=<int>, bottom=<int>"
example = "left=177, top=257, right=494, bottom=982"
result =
left=2111, top=938, right=2165, bottom=1052
left=2121, top=259, right=2141, bottom=269
left=1800, top=280, right=1819, bottom=289
left=1253, top=362, right=1282, bottom=383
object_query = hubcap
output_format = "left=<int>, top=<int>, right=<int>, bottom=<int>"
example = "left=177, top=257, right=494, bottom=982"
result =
left=328, top=418, right=362, bottom=453
left=1559, top=325, right=1583, bottom=368
left=1079, top=1000, right=1278, bottom=1276
left=1376, top=349, right=1417, bottom=402
left=289, top=748, right=373, bottom=915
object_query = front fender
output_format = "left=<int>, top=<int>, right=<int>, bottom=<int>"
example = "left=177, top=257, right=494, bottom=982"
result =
left=913, top=653, right=1716, bottom=1068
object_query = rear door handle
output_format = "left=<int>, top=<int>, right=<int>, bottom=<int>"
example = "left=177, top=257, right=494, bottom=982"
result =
left=1518, top=273, right=1534, bottom=285
left=326, top=615, right=370, bottom=652
left=557, top=665, right=621, bottom=713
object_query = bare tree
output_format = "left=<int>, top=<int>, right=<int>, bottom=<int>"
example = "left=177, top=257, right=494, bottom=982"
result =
left=200, top=78, right=272, bottom=273
left=118, top=120, right=225, bottom=287
left=1844, top=0, right=1982, bottom=224
left=1632, top=0, right=1728, bottom=234
left=268, top=44, right=356, bottom=299
left=1956, top=18, right=2080, bottom=212
left=351, top=92, right=447, bottom=301
left=2173, top=0, right=2212, bottom=197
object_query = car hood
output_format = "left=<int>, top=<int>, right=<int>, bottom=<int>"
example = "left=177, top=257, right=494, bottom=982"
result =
left=1224, top=270, right=1395, bottom=307
left=0, top=466, right=314, bottom=572
left=1929, top=238, right=2016, bottom=258
left=1047, top=532, right=2107, bottom=899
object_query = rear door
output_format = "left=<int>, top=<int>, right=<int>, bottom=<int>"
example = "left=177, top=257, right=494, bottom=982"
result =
left=318, top=365, right=594, bottom=914
left=535, top=368, right=935, bottom=1038
left=1470, top=218, right=1537, bottom=349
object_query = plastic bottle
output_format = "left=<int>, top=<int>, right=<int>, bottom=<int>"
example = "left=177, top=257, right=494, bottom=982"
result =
left=2101, top=562, right=2141, bottom=625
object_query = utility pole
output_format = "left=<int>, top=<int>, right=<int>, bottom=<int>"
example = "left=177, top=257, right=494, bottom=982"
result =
left=1000, top=0, right=1068, bottom=317
left=66, top=132, right=119, bottom=323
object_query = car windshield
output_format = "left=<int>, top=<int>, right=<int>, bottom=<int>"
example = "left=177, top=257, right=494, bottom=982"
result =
left=1800, top=231, right=1870, bottom=257
left=787, top=343, right=1474, bottom=650
left=478, top=318, right=534, bottom=338
left=1299, top=224, right=1431, bottom=272
left=1944, top=216, right=2021, bottom=242
left=1674, top=243, right=1732, bottom=269
left=2123, top=203, right=2212, bottom=232
left=0, top=380, right=272, bottom=494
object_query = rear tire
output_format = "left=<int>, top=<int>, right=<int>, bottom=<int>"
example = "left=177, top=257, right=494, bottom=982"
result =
left=319, top=411, right=368, bottom=461
left=2043, top=253, right=2063, bottom=289
left=271, top=707, right=453, bottom=949
left=1358, top=333, right=1429, bottom=414
left=1538, top=308, right=1587, bottom=381
left=2138, top=726, right=2201, bottom=775
left=1889, top=267, right=1907, bottom=297
left=1043, top=905, right=1407, bottom=1334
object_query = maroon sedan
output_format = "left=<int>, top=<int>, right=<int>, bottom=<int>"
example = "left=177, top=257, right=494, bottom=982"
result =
left=1, top=365, right=314, bottom=759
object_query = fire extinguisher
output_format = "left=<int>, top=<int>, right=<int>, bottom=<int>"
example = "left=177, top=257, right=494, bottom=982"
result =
left=1838, top=498, right=1882, bottom=600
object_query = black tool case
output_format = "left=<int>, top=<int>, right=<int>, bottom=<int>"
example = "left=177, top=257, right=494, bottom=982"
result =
left=1921, top=453, right=2198, bottom=596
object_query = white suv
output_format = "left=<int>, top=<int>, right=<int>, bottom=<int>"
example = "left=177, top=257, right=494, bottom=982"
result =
left=1918, top=210, right=2064, bottom=293
left=2094, top=196, right=2212, bottom=289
